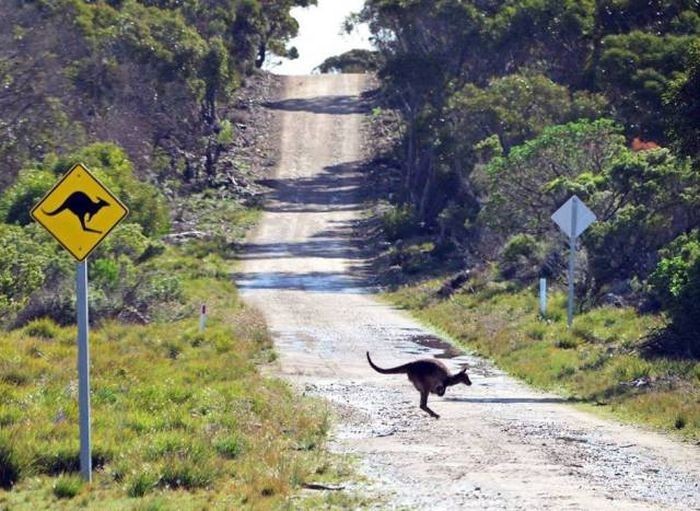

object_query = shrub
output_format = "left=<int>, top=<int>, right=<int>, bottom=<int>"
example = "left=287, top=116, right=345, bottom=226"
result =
left=499, top=234, right=544, bottom=281
left=127, top=469, right=158, bottom=497
left=0, top=224, right=54, bottom=321
left=53, top=474, right=83, bottom=499
left=0, top=436, right=21, bottom=489
left=502, top=234, right=538, bottom=262
left=23, top=318, right=61, bottom=339
left=649, top=231, right=700, bottom=355
left=214, top=435, right=244, bottom=459
left=0, top=169, right=56, bottom=225
left=159, top=459, right=217, bottom=490
left=381, top=204, right=417, bottom=241
left=0, top=143, right=170, bottom=236
left=59, top=143, right=170, bottom=237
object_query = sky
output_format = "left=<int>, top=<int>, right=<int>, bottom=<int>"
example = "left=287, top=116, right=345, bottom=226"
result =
left=264, top=0, right=373, bottom=75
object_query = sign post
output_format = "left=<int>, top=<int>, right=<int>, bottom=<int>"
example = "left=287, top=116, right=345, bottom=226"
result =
left=551, top=195, right=596, bottom=328
left=31, top=163, right=128, bottom=481
left=76, top=259, right=91, bottom=481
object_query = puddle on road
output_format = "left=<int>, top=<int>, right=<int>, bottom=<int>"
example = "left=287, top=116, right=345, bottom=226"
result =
left=390, top=333, right=495, bottom=377
left=409, top=334, right=465, bottom=359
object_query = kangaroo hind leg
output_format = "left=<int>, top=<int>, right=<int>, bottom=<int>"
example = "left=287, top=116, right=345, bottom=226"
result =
left=79, top=214, right=102, bottom=234
left=419, top=390, right=439, bottom=419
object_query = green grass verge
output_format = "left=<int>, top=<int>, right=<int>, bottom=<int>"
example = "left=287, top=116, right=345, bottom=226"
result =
left=385, top=276, right=700, bottom=441
left=0, top=202, right=362, bottom=509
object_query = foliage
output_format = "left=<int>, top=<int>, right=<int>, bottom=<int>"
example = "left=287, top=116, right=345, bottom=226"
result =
left=597, top=30, right=696, bottom=139
left=649, top=231, right=700, bottom=355
left=0, top=0, right=315, bottom=188
left=0, top=267, right=340, bottom=507
left=482, top=119, right=626, bottom=237
left=52, top=475, right=83, bottom=499
left=0, top=143, right=169, bottom=236
left=499, top=233, right=545, bottom=281
left=584, top=149, right=699, bottom=288
left=363, top=0, right=700, bottom=324
left=483, top=119, right=699, bottom=293
left=0, top=224, right=53, bottom=319
left=381, top=204, right=417, bottom=241
left=664, top=40, right=700, bottom=164
left=317, top=49, right=381, bottom=73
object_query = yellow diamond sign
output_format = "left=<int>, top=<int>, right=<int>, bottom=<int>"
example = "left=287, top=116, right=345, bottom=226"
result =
left=31, top=163, right=129, bottom=261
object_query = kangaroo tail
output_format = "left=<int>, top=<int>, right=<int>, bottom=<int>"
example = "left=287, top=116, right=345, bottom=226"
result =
left=42, top=205, right=64, bottom=216
left=366, top=351, right=411, bottom=374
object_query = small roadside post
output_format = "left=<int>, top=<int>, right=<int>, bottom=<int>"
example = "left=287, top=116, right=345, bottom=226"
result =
left=551, top=195, right=596, bottom=328
left=31, top=163, right=128, bottom=481
left=199, top=303, right=207, bottom=332
left=539, top=278, right=547, bottom=316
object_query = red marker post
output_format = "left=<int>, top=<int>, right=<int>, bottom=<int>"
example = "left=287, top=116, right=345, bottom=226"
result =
left=199, top=303, right=207, bottom=332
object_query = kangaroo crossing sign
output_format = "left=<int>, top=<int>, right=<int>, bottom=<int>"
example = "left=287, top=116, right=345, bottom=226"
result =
left=31, top=163, right=128, bottom=261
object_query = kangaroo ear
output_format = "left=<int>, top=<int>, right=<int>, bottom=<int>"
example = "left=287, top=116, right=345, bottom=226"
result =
left=459, top=366, right=467, bottom=374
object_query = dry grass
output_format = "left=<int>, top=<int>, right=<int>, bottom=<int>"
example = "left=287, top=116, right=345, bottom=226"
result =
left=0, top=246, right=360, bottom=509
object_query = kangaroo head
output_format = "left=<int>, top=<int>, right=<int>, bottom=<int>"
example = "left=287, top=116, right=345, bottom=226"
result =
left=458, top=367, right=472, bottom=386
left=97, top=197, right=109, bottom=209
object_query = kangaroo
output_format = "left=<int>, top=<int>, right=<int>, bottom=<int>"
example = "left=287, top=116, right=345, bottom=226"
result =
left=43, top=191, right=109, bottom=234
left=366, top=351, right=472, bottom=419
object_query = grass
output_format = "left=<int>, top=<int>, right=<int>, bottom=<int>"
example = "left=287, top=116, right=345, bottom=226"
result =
left=52, top=475, right=84, bottom=499
left=0, top=197, right=362, bottom=509
left=385, top=274, right=700, bottom=441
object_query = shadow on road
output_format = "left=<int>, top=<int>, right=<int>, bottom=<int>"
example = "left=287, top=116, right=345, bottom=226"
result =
left=444, top=397, right=572, bottom=404
left=235, top=270, right=370, bottom=293
left=257, top=161, right=365, bottom=214
left=236, top=157, right=374, bottom=291
left=264, top=95, right=371, bottom=115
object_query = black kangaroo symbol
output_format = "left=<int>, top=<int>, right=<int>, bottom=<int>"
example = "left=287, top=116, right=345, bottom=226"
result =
left=42, top=191, right=110, bottom=234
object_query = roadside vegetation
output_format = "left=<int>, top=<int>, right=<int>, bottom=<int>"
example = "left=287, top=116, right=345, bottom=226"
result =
left=0, top=2, right=366, bottom=507
left=0, top=0, right=315, bottom=190
left=353, top=1, right=699, bottom=440
left=386, top=273, right=699, bottom=441
left=0, top=143, right=360, bottom=508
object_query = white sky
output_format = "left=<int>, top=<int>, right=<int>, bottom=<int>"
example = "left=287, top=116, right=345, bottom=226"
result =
left=264, top=0, right=373, bottom=75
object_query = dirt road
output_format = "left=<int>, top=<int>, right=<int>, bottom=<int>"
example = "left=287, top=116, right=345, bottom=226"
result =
left=237, top=74, right=699, bottom=510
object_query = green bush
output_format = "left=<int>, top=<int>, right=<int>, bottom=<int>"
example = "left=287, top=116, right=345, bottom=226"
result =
left=0, top=224, right=54, bottom=320
left=381, top=204, right=417, bottom=241
left=127, top=469, right=158, bottom=497
left=55, top=143, right=170, bottom=237
left=214, top=435, right=244, bottom=459
left=499, top=234, right=544, bottom=280
left=502, top=234, right=538, bottom=262
left=649, top=231, right=700, bottom=355
left=52, top=474, right=84, bottom=499
left=0, top=169, right=57, bottom=225
left=23, top=318, right=61, bottom=339
left=0, top=436, right=21, bottom=489
left=0, top=143, right=170, bottom=237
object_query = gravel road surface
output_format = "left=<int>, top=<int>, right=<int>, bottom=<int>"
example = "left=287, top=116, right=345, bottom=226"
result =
left=237, top=74, right=700, bottom=510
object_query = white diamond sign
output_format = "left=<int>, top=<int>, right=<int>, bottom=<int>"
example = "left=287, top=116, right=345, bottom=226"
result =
left=551, top=195, right=596, bottom=239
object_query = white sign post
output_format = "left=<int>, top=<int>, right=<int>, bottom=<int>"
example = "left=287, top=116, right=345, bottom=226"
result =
left=551, top=195, right=596, bottom=328
left=539, top=278, right=547, bottom=316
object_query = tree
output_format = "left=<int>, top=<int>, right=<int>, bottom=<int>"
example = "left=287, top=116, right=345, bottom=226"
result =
left=317, top=49, right=380, bottom=74
left=482, top=118, right=699, bottom=292
left=664, top=41, right=700, bottom=164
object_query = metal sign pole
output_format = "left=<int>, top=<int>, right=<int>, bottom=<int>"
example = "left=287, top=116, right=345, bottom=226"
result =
left=567, top=198, right=578, bottom=328
left=552, top=195, right=596, bottom=329
left=76, top=259, right=92, bottom=482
